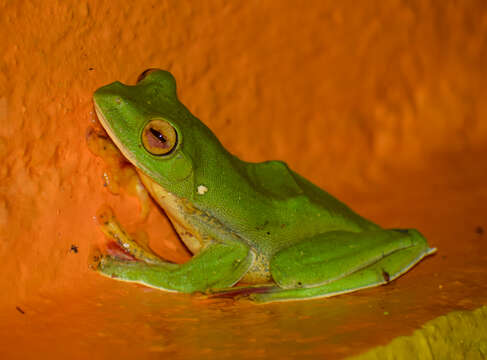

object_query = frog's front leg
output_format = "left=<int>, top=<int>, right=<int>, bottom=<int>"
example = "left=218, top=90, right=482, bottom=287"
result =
left=228, top=229, right=435, bottom=303
left=96, top=207, right=164, bottom=264
left=94, top=211, right=255, bottom=293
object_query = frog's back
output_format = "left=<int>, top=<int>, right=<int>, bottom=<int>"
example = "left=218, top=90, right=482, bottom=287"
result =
left=242, top=160, right=379, bottom=236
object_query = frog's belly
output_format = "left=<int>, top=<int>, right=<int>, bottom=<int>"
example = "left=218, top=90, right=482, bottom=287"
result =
left=240, top=252, right=272, bottom=284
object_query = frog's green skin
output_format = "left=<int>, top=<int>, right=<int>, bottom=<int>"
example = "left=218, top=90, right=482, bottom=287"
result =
left=92, top=69, right=435, bottom=303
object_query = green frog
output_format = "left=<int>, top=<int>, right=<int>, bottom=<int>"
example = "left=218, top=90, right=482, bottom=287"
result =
left=92, top=69, right=435, bottom=303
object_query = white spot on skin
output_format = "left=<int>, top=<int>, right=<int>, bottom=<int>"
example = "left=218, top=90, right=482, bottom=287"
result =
left=197, top=185, right=208, bottom=195
left=123, top=243, right=130, bottom=249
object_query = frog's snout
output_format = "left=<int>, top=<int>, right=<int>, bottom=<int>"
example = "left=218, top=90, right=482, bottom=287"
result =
left=137, top=68, right=160, bottom=83
left=392, top=229, right=410, bottom=235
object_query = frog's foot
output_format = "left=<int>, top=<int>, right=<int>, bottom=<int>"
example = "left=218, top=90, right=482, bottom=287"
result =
left=96, top=206, right=165, bottom=264
left=93, top=207, right=171, bottom=284
left=250, top=229, right=436, bottom=303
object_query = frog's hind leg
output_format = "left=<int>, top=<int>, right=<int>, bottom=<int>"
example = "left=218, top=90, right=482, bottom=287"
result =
left=250, top=229, right=435, bottom=303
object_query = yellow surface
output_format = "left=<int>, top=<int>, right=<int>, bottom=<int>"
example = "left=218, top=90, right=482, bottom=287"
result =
left=1, top=1, right=486, bottom=358
left=351, top=306, right=487, bottom=360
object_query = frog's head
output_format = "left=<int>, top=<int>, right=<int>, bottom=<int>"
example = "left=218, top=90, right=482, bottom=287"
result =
left=93, top=69, right=221, bottom=195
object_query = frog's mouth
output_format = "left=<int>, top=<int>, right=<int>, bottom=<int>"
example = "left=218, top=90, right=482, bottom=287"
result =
left=93, top=101, right=139, bottom=168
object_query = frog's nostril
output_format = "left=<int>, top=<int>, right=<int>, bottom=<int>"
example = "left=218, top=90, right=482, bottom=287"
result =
left=136, top=69, right=160, bottom=84
left=393, top=229, right=409, bottom=235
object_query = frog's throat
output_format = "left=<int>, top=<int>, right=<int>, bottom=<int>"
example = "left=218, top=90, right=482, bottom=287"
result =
left=136, top=170, right=206, bottom=255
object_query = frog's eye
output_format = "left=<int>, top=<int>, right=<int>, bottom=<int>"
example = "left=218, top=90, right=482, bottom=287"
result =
left=142, top=119, right=178, bottom=156
left=136, top=69, right=159, bottom=83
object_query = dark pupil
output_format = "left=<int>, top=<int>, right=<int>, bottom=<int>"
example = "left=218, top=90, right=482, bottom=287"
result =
left=149, top=128, right=166, bottom=143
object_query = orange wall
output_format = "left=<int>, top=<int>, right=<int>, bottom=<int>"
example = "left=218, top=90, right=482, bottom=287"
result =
left=1, top=1, right=486, bottom=306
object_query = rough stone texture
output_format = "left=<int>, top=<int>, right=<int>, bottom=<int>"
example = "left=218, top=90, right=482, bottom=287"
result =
left=1, top=1, right=487, bottom=358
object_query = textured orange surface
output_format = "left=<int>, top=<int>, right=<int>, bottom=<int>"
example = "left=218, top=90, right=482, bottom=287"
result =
left=1, top=1, right=487, bottom=359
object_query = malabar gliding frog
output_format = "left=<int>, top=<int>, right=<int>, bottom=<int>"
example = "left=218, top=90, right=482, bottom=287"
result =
left=92, top=69, right=435, bottom=303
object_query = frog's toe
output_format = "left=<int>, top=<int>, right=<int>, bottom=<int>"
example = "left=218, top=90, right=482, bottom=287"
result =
left=95, top=254, right=134, bottom=279
left=93, top=253, right=112, bottom=273
left=89, top=249, right=104, bottom=271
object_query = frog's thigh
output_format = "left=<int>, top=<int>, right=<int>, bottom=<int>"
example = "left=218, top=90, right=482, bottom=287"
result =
left=253, top=239, right=433, bottom=303
left=270, top=229, right=433, bottom=290
left=98, top=241, right=255, bottom=293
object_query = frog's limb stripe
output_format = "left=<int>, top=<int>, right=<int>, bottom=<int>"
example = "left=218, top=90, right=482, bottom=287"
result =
left=208, top=284, right=278, bottom=299
left=97, top=241, right=255, bottom=293
left=249, top=229, right=434, bottom=303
